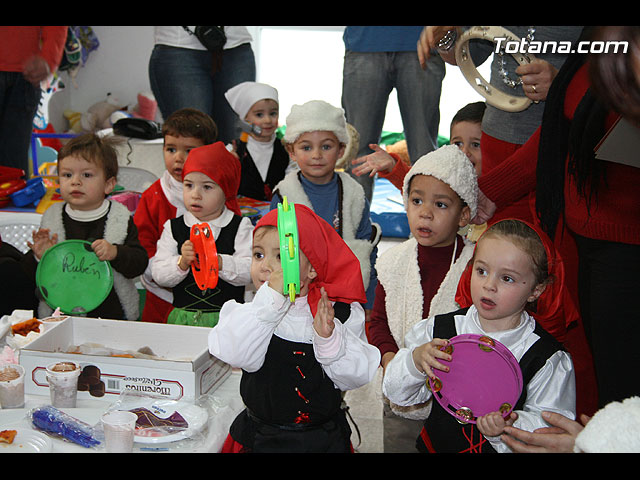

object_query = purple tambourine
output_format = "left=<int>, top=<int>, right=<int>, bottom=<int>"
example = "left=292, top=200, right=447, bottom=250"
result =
left=428, top=334, right=523, bottom=424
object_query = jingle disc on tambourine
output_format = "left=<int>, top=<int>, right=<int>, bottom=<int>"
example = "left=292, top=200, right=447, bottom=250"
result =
left=36, top=240, right=113, bottom=315
left=428, top=334, right=523, bottom=424
left=455, top=26, right=536, bottom=113
left=190, top=223, right=219, bottom=291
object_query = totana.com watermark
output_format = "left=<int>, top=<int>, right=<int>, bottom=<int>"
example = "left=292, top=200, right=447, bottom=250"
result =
left=494, top=37, right=628, bottom=55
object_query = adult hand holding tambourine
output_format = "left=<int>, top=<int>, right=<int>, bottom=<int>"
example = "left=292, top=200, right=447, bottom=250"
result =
left=419, top=26, right=557, bottom=112
left=455, top=26, right=539, bottom=113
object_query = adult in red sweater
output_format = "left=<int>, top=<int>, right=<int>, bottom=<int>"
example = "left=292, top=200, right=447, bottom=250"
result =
left=0, top=26, right=67, bottom=173
left=476, top=28, right=640, bottom=412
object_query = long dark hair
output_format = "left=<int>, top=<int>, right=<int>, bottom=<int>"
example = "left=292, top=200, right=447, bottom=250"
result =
left=535, top=27, right=609, bottom=239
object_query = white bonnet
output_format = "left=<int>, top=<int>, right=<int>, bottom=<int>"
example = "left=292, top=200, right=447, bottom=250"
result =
left=402, top=144, right=478, bottom=217
left=283, top=100, right=349, bottom=145
left=224, top=81, right=279, bottom=120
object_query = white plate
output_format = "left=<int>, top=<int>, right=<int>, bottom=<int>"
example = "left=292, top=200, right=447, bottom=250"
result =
left=129, top=400, right=208, bottom=444
left=0, top=428, right=52, bottom=453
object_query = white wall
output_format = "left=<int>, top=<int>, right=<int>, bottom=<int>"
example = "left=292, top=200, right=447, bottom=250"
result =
left=49, top=26, right=156, bottom=132
left=49, top=26, right=487, bottom=140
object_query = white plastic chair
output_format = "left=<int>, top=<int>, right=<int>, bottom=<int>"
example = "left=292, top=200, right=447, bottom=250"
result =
left=0, top=212, right=42, bottom=253
left=116, top=166, right=158, bottom=193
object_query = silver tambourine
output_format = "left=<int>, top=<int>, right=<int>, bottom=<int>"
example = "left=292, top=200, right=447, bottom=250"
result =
left=455, top=26, right=536, bottom=113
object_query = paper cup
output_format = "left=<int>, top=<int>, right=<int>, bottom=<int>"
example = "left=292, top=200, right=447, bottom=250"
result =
left=0, top=363, right=25, bottom=409
left=46, top=361, right=81, bottom=408
left=39, top=315, right=68, bottom=333
left=102, top=410, right=138, bottom=453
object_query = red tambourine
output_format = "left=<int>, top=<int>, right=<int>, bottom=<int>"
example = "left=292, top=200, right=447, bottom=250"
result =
left=428, top=334, right=523, bottom=424
left=190, top=223, right=219, bottom=291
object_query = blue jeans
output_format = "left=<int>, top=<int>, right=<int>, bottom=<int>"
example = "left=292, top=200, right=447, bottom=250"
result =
left=148, top=43, right=256, bottom=144
left=341, top=50, right=445, bottom=200
left=0, top=71, right=41, bottom=173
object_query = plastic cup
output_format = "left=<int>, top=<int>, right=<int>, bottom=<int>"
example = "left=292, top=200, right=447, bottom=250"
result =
left=45, top=361, right=81, bottom=408
left=101, top=410, right=138, bottom=453
left=0, top=363, right=25, bottom=409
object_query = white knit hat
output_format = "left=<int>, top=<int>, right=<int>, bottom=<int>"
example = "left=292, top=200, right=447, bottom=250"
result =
left=224, top=81, right=279, bottom=120
left=402, top=144, right=478, bottom=217
left=283, top=100, right=349, bottom=145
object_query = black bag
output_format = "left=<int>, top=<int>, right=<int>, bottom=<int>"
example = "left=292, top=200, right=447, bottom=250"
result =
left=183, top=26, right=226, bottom=52
left=113, top=118, right=162, bottom=140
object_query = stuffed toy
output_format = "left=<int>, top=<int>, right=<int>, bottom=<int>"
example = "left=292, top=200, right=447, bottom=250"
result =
left=64, top=93, right=123, bottom=133
left=129, top=91, right=158, bottom=121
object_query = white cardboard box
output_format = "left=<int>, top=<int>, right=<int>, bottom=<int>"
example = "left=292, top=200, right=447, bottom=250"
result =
left=20, top=316, right=230, bottom=400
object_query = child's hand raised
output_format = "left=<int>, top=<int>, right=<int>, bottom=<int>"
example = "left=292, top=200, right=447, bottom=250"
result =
left=178, top=240, right=196, bottom=271
left=351, top=144, right=396, bottom=177
left=92, top=239, right=117, bottom=262
left=27, top=228, right=58, bottom=260
left=477, top=410, right=518, bottom=438
left=313, top=287, right=335, bottom=338
left=411, top=338, right=451, bottom=381
left=267, top=267, right=284, bottom=296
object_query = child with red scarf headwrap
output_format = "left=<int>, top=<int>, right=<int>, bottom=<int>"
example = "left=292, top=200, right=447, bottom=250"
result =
left=209, top=203, right=380, bottom=452
left=383, top=219, right=576, bottom=453
left=150, top=142, right=253, bottom=327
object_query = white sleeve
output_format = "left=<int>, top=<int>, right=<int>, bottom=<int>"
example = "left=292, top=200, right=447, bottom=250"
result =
left=313, top=302, right=381, bottom=391
left=150, top=219, right=189, bottom=288
left=218, top=216, right=253, bottom=287
left=487, top=350, right=576, bottom=453
left=382, top=317, right=435, bottom=407
left=208, top=282, right=289, bottom=372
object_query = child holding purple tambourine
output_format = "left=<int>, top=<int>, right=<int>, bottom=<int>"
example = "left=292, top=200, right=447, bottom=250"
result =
left=383, top=219, right=576, bottom=453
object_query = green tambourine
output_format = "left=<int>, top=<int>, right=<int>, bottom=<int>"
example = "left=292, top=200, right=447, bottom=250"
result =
left=277, top=196, right=300, bottom=302
left=36, top=239, right=114, bottom=315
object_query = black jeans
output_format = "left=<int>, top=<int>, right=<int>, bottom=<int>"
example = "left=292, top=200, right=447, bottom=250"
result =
left=0, top=71, right=41, bottom=173
left=574, top=233, right=640, bottom=408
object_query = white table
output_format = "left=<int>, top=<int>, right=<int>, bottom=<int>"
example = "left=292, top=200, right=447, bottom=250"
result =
left=0, top=369, right=244, bottom=453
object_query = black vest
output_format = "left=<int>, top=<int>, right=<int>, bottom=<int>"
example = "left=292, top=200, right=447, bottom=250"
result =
left=419, top=308, right=564, bottom=453
left=229, top=302, right=353, bottom=452
left=170, top=215, right=245, bottom=311
left=236, top=138, right=290, bottom=201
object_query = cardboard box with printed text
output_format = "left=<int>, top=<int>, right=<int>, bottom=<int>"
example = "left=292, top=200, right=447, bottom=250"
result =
left=20, top=317, right=230, bottom=400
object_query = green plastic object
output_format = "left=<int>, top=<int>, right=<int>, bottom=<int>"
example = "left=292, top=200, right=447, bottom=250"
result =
left=277, top=196, right=300, bottom=302
left=36, top=239, right=113, bottom=315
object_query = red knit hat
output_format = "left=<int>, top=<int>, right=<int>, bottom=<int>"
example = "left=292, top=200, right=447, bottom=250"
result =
left=182, top=141, right=242, bottom=216
left=455, top=218, right=579, bottom=343
left=255, top=204, right=367, bottom=316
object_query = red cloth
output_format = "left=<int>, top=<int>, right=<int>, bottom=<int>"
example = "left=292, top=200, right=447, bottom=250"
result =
left=0, top=26, right=67, bottom=73
left=479, top=133, right=533, bottom=225
left=255, top=204, right=367, bottom=316
left=219, top=433, right=355, bottom=453
left=454, top=219, right=580, bottom=344
left=182, top=141, right=242, bottom=216
left=134, top=180, right=177, bottom=257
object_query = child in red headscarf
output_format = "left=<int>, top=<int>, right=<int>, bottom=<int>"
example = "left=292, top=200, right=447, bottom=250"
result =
left=209, top=203, right=381, bottom=453
left=383, top=219, right=576, bottom=453
left=150, top=142, right=253, bottom=327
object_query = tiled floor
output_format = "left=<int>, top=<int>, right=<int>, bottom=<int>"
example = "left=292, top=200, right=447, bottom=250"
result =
left=346, top=367, right=385, bottom=453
